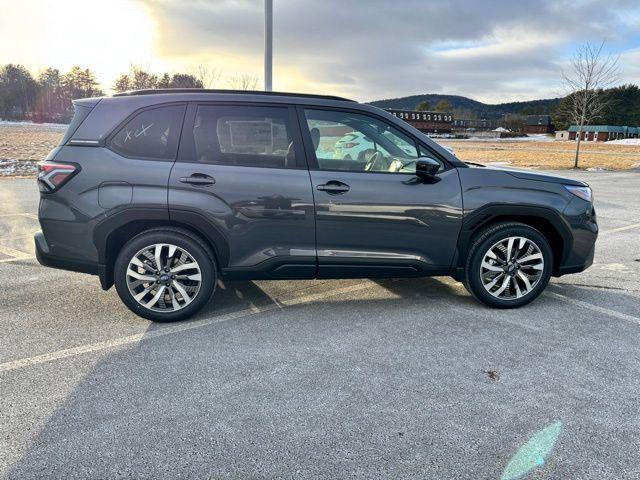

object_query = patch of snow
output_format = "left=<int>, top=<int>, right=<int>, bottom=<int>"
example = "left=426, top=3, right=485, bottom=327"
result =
left=0, top=120, right=67, bottom=129
left=0, top=159, right=38, bottom=177
left=493, top=127, right=510, bottom=132
left=606, top=138, right=640, bottom=145
left=458, top=134, right=554, bottom=142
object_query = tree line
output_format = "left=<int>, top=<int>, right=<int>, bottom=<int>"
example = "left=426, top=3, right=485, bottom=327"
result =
left=0, top=64, right=104, bottom=123
left=3, top=61, right=639, bottom=130
left=0, top=64, right=259, bottom=123
left=411, top=84, right=640, bottom=131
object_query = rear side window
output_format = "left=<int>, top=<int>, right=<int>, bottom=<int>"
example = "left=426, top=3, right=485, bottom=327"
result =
left=110, top=105, right=185, bottom=160
left=59, top=104, right=92, bottom=146
left=190, top=105, right=299, bottom=169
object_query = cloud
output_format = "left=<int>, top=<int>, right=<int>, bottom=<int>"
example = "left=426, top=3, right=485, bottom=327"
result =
left=68, top=0, right=640, bottom=102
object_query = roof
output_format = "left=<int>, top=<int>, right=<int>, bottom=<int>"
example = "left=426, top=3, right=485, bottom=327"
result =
left=568, top=125, right=635, bottom=133
left=112, top=88, right=356, bottom=103
left=526, top=115, right=552, bottom=126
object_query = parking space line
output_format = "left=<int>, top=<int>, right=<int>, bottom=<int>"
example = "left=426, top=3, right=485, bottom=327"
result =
left=0, top=281, right=374, bottom=374
left=548, top=290, right=640, bottom=325
left=0, top=244, right=33, bottom=260
left=0, top=255, right=36, bottom=264
left=601, top=223, right=640, bottom=234
left=0, top=212, right=36, bottom=219
left=0, top=233, right=35, bottom=242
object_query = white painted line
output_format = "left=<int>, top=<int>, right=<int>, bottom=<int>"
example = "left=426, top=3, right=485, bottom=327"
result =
left=548, top=290, right=640, bottom=326
left=0, top=281, right=374, bottom=373
left=0, top=244, right=33, bottom=259
left=0, top=212, right=37, bottom=219
left=0, top=256, right=36, bottom=264
left=0, top=233, right=36, bottom=242
left=601, top=223, right=640, bottom=234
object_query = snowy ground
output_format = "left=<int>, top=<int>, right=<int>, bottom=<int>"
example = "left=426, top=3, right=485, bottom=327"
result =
left=454, top=134, right=555, bottom=142
left=606, top=138, right=640, bottom=145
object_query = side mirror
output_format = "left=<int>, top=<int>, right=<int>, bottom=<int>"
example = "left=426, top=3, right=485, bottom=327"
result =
left=416, top=157, right=441, bottom=180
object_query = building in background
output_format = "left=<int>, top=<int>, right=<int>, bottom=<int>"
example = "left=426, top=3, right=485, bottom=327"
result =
left=451, top=117, right=499, bottom=138
left=568, top=125, right=640, bottom=142
left=525, top=115, right=554, bottom=134
left=555, top=130, right=569, bottom=140
left=452, top=118, right=498, bottom=132
left=386, top=109, right=453, bottom=135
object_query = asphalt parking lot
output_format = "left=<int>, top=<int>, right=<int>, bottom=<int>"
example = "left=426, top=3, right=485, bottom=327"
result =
left=1, top=170, right=639, bottom=479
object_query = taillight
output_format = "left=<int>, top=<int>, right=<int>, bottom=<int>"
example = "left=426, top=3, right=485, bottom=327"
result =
left=37, top=162, right=79, bottom=192
left=344, top=142, right=359, bottom=148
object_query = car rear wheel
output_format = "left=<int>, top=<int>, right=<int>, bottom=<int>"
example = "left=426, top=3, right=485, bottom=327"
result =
left=114, top=229, right=216, bottom=322
left=464, top=222, right=552, bottom=308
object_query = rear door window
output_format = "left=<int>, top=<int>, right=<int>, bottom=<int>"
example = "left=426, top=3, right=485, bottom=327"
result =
left=109, top=104, right=185, bottom=160
left=190, top=105, right=300, bottom=169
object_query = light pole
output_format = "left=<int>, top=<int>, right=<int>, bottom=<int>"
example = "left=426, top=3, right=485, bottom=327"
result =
left=264, top=0, right=273, bottom=91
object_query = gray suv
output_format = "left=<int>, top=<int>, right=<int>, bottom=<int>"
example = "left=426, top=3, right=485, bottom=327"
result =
left=35, top=90, right=597, bottom=321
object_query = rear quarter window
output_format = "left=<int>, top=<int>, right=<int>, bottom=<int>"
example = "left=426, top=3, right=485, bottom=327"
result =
left=109, top=104, right=185, bottom=160
left=59, top=104, right=93, bottom=146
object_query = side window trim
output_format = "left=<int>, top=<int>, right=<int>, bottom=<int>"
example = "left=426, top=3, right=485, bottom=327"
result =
left=106, top=102, right=187, bottom=162
left=295, top=105, right=451, bottom=173
left=176, top=101, right=307, bottom=170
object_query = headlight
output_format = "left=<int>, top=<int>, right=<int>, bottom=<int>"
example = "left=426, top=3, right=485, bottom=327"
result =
left=564, top=185, right=593, bottom=202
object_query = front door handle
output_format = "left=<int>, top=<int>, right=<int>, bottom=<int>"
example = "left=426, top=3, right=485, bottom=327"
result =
left=317, top=181, right=350, bottom=194
left=179, top=173, right=216, bottom=186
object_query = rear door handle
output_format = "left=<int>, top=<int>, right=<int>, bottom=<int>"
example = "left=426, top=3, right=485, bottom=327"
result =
left=317, top=181, right=350, bottom=194
left=179, top=173, right=216, bottom=186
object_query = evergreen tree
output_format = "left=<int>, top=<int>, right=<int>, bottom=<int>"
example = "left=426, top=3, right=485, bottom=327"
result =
left=415, top=100, right=431, bottom=111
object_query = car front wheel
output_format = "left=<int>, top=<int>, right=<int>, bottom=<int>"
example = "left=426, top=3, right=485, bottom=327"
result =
left=114, top=228, right=217, bottom=322
left=464, top=222, right=553, bottom=308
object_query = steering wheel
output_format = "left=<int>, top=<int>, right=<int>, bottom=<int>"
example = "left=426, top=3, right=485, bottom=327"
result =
left=364, top=151, right=388, bottom=172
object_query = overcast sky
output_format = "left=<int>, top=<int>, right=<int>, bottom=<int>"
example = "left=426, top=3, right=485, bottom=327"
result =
left=2, top=0, right=640, bottom=103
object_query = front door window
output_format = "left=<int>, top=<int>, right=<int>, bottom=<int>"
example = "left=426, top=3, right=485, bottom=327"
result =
left=303, top=109, right=437, bottom=174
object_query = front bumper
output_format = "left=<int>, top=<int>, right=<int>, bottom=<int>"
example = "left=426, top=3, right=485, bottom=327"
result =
left=556, top=198, right=598, bottom=276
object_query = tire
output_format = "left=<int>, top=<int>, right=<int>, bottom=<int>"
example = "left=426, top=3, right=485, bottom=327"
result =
left=114, top=228, right=217, bottom=322
left=463, top=222, right=553, bottom=309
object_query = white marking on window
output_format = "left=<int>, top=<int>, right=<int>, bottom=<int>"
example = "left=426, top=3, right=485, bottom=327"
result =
left=135, top=123, right=154, bottom=137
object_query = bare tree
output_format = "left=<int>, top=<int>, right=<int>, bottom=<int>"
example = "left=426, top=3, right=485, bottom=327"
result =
left=560, top=42, right=619, bottom=168
left=227, top=74, right=258, bottom=91
left=191, top=65, right=222, bottom=89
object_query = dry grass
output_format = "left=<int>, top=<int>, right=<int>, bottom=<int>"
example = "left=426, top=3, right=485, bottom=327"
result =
left=0, top=123, right=65, bottom=162
left=438, top=139, right=640, bottom=170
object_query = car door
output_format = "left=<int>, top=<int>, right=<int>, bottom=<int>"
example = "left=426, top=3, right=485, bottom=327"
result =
left=299, top=106, right=463, bottom=278
left=169, top=102, right=316, bottom=279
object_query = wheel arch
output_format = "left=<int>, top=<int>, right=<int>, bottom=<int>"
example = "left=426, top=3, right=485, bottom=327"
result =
left=453, top=204, right=572, bottom=280
left=94, top=207, right=229, bottom=290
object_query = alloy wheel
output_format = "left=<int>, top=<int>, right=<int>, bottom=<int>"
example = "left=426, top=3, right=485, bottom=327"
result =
left=479, top=236, right=545, bottom=300
left=126, top=243, right=202, bottom=312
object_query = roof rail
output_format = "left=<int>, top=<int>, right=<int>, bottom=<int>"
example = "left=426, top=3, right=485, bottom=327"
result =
left=112, top=88, right=356, bottom=102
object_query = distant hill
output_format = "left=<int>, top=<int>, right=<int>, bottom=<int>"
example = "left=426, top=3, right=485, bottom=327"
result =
left=369, top=94, right=561, bottom=119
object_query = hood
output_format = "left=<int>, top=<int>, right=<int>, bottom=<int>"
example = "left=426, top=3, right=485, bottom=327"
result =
left=469, top=163, right=587, bottom=187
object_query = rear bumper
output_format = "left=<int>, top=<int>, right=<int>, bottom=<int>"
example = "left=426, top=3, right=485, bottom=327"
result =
left=34, top=231, right=99, bottom=276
